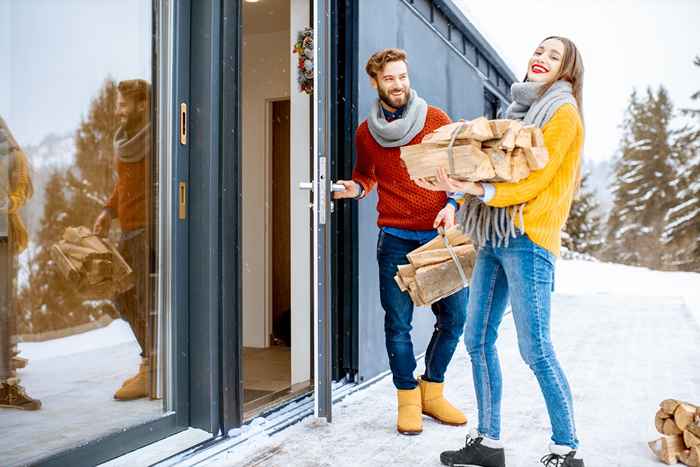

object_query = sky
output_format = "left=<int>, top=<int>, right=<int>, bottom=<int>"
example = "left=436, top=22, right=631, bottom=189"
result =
left=0, top=0, right=151, bottom=147
left=453, top=0, right=700, bottom=163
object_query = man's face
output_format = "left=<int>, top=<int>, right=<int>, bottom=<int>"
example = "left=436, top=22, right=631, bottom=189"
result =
left=371, top=60, right=411, bottom=110
left=116, top=93, right=145, bottom=128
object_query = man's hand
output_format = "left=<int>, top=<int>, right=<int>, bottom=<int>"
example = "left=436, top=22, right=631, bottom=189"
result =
left=433, top=203, right=456, bottom=229
left=415, top=168, right=485, bottom=196
left=93, top=210, right=112, bottom=237
left=333, top=180, right=361, bottom=200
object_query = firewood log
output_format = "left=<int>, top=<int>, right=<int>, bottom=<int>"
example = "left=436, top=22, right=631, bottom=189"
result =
left=679, top=446, right=700, bottom=467
left=499, top=121, right=523, bottom=151
left=688, top=421, right=700, bottom=439
left=489, top=119, right=511, bottom=138
left=524, top=146, right=549, bottom=171
left=407, top=244, right=474, bottom=269
left=664, top=418, right=684, bottom=436
left=675, top=403, right=699, bottom=431
left=400, top=144, right=496, bottom=181
left=484, top=148, right=512, bottom=181
left=510, top=148, right=530, bottom=183
left=649, top=435, right=685, bottom=464
left=684, top=430, right=700, bottom=449
left=411, top=226, right=470, bottom=255
left=531, top=127, right=545, bottom=147
left=414, top=252, right=475, bottom=304
left=515, top=127, right=533, bottom=148
left=662, top=399, right=682, bottom=416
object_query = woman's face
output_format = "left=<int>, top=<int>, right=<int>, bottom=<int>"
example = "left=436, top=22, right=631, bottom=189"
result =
left=527, top=38, right=565, bottom=83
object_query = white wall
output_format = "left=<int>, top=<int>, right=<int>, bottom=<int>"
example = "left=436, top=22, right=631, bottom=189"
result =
left=242, top=30, right=290, bottom=348
left=289, top=0, right=311, bottom=385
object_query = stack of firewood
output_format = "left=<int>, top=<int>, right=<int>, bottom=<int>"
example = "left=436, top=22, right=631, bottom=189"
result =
left=394, top=227, right=475, bottom=306
left=649, top=399, right=700, bottom=465
left=400, top=117, right=549, bottom=184
left=51, top=226, right=134, bottom=300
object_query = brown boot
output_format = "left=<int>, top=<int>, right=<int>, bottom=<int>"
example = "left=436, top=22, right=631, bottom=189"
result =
left=0, top=379, right=42, bottom=410
left=397, top=387, right=423, bottom=435
left=419, top=377, right=467, bottom=426
left=114, top=362, right=149, bottom=400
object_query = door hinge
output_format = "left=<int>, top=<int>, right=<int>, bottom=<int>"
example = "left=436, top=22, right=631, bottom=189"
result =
left=179, top=102, right=188, bottom=145
left=178, top=181, right=187, bottom=220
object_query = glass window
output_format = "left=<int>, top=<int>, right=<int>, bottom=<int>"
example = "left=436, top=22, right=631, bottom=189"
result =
left=0, top=1, right=170, bottom=464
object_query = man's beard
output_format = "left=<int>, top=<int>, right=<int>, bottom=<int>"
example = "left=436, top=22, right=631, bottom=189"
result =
left=377, top=85, right=410, bottom=110
left=121, top=112, right=147, bottom=134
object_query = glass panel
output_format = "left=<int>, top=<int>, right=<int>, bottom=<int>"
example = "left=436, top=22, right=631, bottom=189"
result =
left=0, top=1, right=170, bottom=464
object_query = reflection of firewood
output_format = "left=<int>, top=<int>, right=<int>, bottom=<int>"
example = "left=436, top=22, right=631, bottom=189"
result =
left=51, top=226, right=135, bottom=300
left=649, top=435, right=685, bottom=464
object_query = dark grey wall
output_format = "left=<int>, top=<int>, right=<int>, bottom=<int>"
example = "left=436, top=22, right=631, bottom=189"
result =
left=355, top=0, right=504, bottom=382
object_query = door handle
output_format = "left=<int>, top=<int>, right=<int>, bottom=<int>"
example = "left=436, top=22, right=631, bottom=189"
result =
left=299, top=182, right=344, bottom=192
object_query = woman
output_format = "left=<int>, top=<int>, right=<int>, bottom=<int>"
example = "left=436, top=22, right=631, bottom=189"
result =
left=416, top=36, right=585, bottom=467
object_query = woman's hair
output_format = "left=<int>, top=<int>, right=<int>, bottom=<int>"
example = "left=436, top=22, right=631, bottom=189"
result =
left=530, top=36, right=585, bottom=189
left=530, top=36, right=584, bottom=117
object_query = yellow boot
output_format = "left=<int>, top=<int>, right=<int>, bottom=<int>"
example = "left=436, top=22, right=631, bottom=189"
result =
left=397, top=387, right=423, bottom=435
left=419, top=377, right=467, bottom=426
left=114, top=361, right=149, bottom=401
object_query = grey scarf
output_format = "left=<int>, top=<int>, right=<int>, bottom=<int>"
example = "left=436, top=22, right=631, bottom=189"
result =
left=458, top=80, right=577, bottom=247
left=114, top=123, right=151, bottom=163
left=367, top=89, right=428, bottom=148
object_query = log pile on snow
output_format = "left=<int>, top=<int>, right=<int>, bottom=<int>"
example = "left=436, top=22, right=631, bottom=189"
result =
left=400, top=117, right=549, bottom=184
left=649, top=399, right=700, bottom=465
left=51, top=226, right=134, bottom=299
left=394, top=227, right=475, bottom=306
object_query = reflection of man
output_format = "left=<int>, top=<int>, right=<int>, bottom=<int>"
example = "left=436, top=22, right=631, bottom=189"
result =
left=0, top=116, right=40, bottom=410
left=334, top=49, right=468, bottom=435
left=93, top=79, right=151, bottom=401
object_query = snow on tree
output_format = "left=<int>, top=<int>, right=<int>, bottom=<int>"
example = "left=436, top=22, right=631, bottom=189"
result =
left=605, top=87, right=678, bottom=269
left=563, top=170, right=603, bottom=255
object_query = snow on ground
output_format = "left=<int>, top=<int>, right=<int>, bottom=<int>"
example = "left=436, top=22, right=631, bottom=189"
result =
left=19, top=318, right=137, bottom=361
left=203, top=260, right=700, bottom=467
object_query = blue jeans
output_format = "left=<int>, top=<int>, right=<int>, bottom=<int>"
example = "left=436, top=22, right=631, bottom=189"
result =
left=464, top=233, right=578, bottom=448
left=377, top=230, right=469, bottom=390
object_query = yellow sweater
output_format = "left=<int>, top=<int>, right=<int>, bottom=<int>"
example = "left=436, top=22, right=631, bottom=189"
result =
left=487, top=104, right=583, bottom=256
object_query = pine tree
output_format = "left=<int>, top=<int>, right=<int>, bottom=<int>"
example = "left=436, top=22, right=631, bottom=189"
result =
left=662, top=56, right=700, bottom=271
left=563, top=170, right=603, bottom=255
left=17, top=79, right=121, bottom=334
left=606, top=87, right=678, bottom=269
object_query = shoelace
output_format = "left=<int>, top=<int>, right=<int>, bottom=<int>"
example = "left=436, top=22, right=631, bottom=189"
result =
left=456, top=434, right=481, bottom=455
left=540, top=453, right=567, bottom=467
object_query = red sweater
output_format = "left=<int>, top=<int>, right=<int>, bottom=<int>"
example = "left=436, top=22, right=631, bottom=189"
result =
left=352, top=106, right=452, bottom=230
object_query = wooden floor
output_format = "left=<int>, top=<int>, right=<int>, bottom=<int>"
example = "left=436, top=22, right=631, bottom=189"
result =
left=242, top=346, right=291, bottom=402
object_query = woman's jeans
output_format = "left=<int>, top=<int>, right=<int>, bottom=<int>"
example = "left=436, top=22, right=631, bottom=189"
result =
left=464, top=233, right=578, bottom=449
left=377, top=229, right=468, bottom=390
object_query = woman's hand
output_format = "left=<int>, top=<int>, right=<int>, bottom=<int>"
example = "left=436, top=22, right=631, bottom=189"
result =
left=415, top=168, right=486, bottom=196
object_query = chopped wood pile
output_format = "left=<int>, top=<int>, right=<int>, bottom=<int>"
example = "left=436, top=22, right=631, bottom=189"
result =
left=51, top=226, right=134, bottom=300
left=401, top=117, right=549, bottom=184
left=394, top=227, right=475, bottom=306
left=649, top=399, right=700, bottom=465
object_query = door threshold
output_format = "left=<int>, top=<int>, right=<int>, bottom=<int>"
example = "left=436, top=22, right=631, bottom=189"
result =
left=243, top=380, right=313, bottom=421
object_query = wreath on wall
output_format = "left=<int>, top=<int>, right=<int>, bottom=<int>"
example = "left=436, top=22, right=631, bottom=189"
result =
left=293, top=27, right=314, bottom=95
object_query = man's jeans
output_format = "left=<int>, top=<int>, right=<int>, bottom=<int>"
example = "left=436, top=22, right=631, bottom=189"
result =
left=464, top=233, right=578, bottom=448
left=377, top=229, right=468, bottom=390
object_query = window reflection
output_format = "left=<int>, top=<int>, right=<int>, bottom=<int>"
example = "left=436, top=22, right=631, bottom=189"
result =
left=0, top=1, right=166, bottom=465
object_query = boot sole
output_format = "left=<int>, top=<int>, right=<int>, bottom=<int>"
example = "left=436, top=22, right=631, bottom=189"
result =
left=0, top=402, right=41, bottom=410
left=397, top=427, right=423, bottom=435
left=423, top=411, right=467, bottom=426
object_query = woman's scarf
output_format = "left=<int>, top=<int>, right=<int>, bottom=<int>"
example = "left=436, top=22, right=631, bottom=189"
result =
left=458, top=80, right=577, bottom=247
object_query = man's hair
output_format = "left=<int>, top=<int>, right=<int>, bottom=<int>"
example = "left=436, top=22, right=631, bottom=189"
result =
left=117, top=79, right=151, bottom=106
left=365, top=48, right=408, bottom=79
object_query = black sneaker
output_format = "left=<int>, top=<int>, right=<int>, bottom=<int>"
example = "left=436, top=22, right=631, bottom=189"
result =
left=540, top=451, right=585, bottom=467
left=440, top=433, right=505, bottom=467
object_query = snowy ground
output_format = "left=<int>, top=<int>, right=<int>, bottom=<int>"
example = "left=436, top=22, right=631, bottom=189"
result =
left=201, top=260, right=700, bottom=467
left=1, top=320, right=163, bottom=467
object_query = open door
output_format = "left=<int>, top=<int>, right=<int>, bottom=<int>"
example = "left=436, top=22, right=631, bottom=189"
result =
left=310, top=0, right=333, bottom=421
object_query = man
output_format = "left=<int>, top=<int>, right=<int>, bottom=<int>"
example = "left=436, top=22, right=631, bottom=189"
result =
left=0, top=116, right=40, bottom=410
left=93, top=79, right=151, bottom=401
left=334, top=49, right=468, bottom=435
